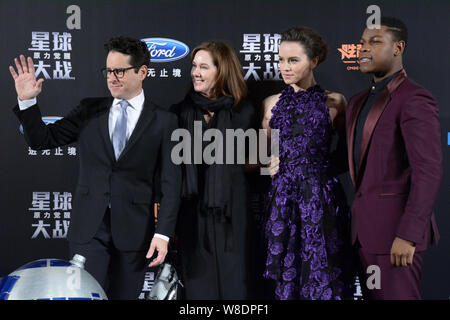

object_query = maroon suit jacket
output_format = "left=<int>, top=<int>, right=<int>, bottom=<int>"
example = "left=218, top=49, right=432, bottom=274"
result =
left=346, top=69, right=442, bottom=254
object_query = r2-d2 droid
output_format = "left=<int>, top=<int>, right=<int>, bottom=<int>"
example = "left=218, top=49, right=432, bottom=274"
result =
left=0, top=254, right=107, bottom=300
left=146, top=262, right=182, bottom=300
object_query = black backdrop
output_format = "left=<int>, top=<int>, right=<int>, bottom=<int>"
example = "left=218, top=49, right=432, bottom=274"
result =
left=0, top=0, right=448, bottom=299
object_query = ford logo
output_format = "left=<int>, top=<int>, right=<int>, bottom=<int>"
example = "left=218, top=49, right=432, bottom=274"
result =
left=19, top=116, right=62, bottom=134
left=141, top=38, right=189, bottom=63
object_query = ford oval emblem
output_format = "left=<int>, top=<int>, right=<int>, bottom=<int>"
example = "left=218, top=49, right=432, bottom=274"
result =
left=141, top=38, right=189, bottom=63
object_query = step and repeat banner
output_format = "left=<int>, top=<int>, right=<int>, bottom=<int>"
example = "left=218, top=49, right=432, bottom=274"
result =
left=0, top=0, right=448, bottom=299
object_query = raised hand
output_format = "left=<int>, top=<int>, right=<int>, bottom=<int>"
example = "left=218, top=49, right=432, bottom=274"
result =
left=9, top=55, right=44, bottom=101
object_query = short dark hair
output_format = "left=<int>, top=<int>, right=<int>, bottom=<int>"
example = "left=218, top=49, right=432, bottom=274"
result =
left=380, top=17, right=408, bottom=47
left=104, top=36, right=150, bottom=69
left=281, top=26, right=328, bottom=65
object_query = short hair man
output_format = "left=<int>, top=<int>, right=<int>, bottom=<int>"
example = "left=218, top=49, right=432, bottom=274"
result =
left=346, top=17, right=442, bottom=299
left=10, top=36, right=181, bottom=299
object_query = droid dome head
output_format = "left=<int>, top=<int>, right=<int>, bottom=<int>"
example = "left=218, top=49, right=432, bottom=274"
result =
left=0, top=255, right=107, bottom=300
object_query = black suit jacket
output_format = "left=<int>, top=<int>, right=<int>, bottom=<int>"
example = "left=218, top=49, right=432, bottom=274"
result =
left=13, top=96, right=181, bottom=251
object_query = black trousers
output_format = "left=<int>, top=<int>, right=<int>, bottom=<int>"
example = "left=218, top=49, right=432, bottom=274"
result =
left=69, top=208, right=148, bottom=300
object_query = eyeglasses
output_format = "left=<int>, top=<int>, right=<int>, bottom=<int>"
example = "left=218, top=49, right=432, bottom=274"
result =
left=101, top=66, right=137, bottom=79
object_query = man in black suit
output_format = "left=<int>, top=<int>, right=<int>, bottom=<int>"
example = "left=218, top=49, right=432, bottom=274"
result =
left=10, top=36, right=181, bottom=299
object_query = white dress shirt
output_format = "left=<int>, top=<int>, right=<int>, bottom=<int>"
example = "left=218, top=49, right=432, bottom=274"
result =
left=18, top=90, right=169, bottom=242
left=109, top=90, right=144, bottom=141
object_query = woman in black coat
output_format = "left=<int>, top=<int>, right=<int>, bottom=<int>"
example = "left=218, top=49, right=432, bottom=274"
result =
left=170, top=41, right=255, bottom=299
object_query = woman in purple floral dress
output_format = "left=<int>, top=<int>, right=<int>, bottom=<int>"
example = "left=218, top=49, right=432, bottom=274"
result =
left=262, top=27, right=352, bottom=300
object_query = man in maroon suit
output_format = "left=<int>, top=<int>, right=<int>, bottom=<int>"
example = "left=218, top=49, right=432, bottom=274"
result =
left=346, top=17, right=442, bottom=299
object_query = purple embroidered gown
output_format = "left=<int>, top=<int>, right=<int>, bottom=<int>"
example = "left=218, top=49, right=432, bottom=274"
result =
left=264, top=85, right=350, bottom=300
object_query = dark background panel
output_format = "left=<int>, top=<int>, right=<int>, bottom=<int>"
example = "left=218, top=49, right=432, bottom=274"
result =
left=0, top=0, right=448, bottom=299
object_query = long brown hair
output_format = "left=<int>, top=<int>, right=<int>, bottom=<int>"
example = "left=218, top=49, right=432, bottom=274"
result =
left=190, top=41, right=248, bottom=106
